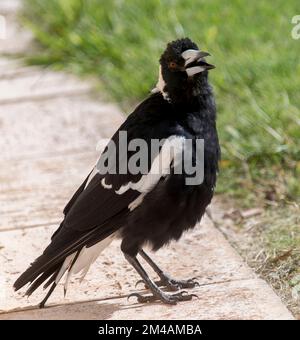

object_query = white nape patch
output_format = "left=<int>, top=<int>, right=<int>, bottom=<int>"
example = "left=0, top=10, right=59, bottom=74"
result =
left=62, top=234, right=115, bottom=294
left=116, top=136, right=185, bottom=210
left=186, top=66, right=205, bottom=77
left=101, top=177, right=112, bottom=189
left=151, top=65, right=170, bottom=101
left=84, top=167, right=99, bottom=189
left=181, top=49, right=201, bottom=66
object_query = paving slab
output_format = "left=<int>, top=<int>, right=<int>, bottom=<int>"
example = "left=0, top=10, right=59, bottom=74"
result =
left=0, top=152, right=95, bottom=231
left=0, top=57, right=23, bottom=71
left=0, top=71, right=94, bottom=105
left=0, top=1, right=32, bottom=55
left=0, top=213, right=293, bottom=319
left=0, top=62, right=39, bottom=79
left=0, top=96, right=122, bottom=159
left=0, top=278, right=293, bottom=320
left=0, top=0, right=21, bottom=14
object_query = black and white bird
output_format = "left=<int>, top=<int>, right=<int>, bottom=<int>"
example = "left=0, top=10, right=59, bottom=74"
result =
left=14, top=38, right=220, bottom=306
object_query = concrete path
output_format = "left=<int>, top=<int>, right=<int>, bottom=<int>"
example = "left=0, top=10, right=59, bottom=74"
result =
left=0, top=1, right=294, bottom=320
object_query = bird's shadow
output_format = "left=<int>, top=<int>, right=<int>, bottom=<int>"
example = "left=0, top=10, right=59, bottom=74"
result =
left=1, top=297, right=162, bottom=320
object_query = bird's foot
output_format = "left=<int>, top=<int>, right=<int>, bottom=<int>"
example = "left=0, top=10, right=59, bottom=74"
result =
left=128, top=290, right=198, bottom=305
left=136, top=276, right=199, bottom=291
left=157, top=276, right=200, bottom=291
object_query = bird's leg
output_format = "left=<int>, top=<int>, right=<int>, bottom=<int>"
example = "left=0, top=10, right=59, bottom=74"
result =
left=39, top=282, right=57, bottom=308
left=124, top=253, right=197, bottom=304
left=138, top=249, right=199, bottom=291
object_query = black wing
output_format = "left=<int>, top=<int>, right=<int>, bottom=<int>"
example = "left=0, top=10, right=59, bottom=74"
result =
left=14, top=109, right=147, bottom=292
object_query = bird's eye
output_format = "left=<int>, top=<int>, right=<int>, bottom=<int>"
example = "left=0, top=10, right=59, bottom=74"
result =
left=168, top=61, right=177, bottom=69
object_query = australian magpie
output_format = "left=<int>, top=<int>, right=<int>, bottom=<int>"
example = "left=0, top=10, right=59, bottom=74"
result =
left=14, top=38, right=220, bottom=306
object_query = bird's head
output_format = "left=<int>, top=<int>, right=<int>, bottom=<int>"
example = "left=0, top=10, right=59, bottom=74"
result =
left=152, top=38, right=215, bottom=103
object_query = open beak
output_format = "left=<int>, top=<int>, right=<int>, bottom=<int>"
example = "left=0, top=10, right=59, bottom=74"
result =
left=181, top=49, right=215, bottom=77
left=186, top=62, right=215, bottom=77
left=182, top=49, right=211, bottom=66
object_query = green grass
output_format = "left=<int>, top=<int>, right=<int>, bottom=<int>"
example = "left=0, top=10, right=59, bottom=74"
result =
left=22, top=0, right=300, bottom=201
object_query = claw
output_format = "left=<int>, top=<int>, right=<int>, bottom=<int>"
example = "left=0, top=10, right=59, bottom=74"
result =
left=135, top=280, right=145, bottom=289
left=127, top=290, right=198, bottom=305
left=172, top=291, right=198, bottom=302
left=127, top=292, right=157, bottom=304
left=156, top=276, right=201, bottom=291
left=188, top=278, right=200, bottom=287
left=179, top=290, right=188, bottom=295
left=127, top=293, right=142, bottom=302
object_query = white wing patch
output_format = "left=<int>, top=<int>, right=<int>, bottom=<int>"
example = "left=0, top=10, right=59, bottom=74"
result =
left=55, top=234, right=115, bottom=294
left=85, top=167, right=113, bottom=190
left=101, top=177, right=112, bottom=189
left=116, top=136, right=185, bottom=210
